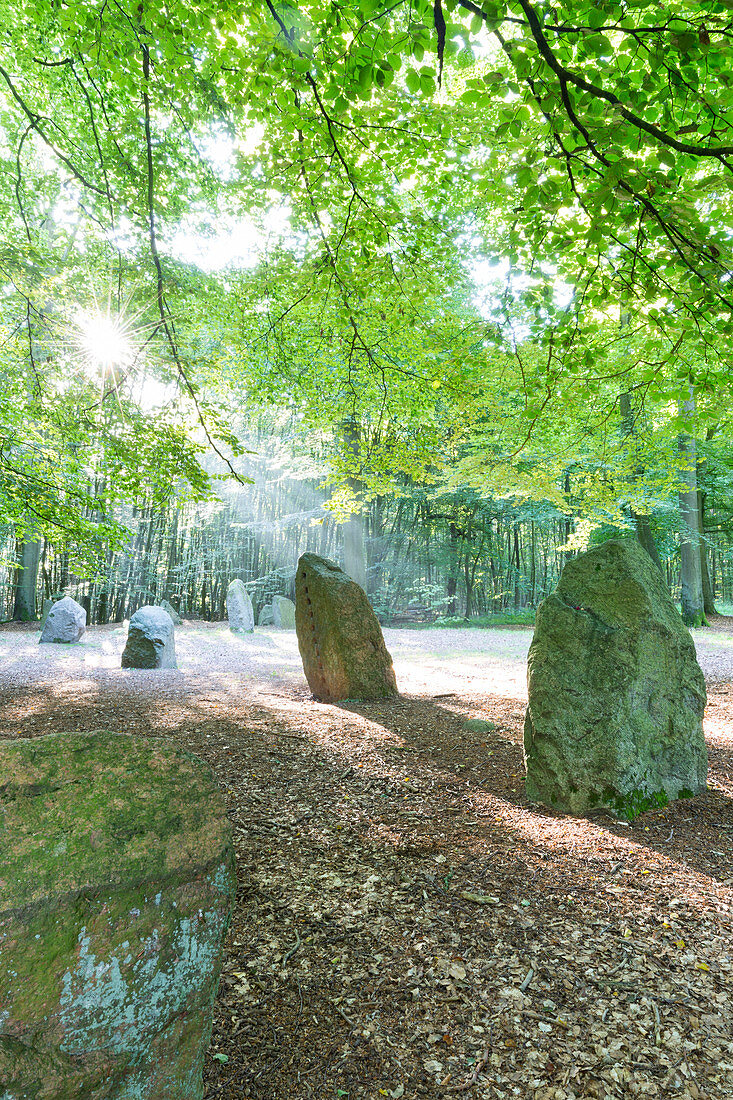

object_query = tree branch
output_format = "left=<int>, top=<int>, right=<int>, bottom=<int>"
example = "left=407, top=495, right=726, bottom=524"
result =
left=140, top=39, right=247, bottom=484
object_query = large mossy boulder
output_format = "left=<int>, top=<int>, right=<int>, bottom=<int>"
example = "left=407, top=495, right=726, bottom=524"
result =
left=39, top=595, right=86, bottom=644
left=524, top=538, right=708, bottom=820
left=295, top=552, right=398, bottom=702
left=122, top=605, right=177, bottom=669
left=226, top=579, right=254, bottom=634
left=0, top=732, right=236, bottom=1099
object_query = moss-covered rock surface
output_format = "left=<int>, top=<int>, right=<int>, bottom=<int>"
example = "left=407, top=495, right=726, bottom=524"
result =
left=524, top=539, right=708, bottom=820
left=0, top=732, right=236, bottom=1099
left=295, top=553, right=399, bottom=702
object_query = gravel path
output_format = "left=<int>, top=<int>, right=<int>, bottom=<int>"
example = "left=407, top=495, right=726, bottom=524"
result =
left=2, top=621, right=732, bottom=702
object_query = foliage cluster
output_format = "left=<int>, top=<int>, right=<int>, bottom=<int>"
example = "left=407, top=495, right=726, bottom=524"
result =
left=1, top=2, right=733, bottom=587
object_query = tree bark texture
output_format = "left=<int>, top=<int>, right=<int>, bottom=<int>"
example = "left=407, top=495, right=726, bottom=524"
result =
left=12, top=538, right=41, bottom=621
left=678, top=388, right=705, bottom=627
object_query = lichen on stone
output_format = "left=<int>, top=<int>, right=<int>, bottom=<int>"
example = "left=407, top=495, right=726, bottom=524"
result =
left=295, top=552, right=398, bottom=702
left=0, top=732, right=236, bottom=1099
left=523, top=539, right=708, bottom=820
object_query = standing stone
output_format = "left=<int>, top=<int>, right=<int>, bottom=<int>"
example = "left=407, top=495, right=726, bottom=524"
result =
left=122, top=606, right=177, bottom=669
left=258, top=604, right=274, bottom=627
left=226, top=579, right=254, bottom=634
left=39, top=595, right=86, bottom=644
left=0, top=732, right=236, bottom=1100
left=272, top=595, right=296, bottom=629
left=160, top=598, right=182, bottom=625
left=39, top=592, right=66, bottom=630
left=524, top=538, right=708, bottom=820
left=295, top=552, right=399, bottom=702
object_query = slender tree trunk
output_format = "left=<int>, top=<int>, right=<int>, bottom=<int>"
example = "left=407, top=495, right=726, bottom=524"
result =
left=469, top=535, right=485, bottom=613
left=341, top=418, right=368, bottom=588
left=699, top=492, right=716, bottom=617
left=563, top=473, right=572, bottom=547
left=58, top=550, right=70, bottom=591
left=12, top=537, right=42, bottom=621
left=463, top=550, right=473, bottom=619
left=370, top=496, right=384, bottom=595
left=343, top=515, right=368, bottom=588
left=529, top=521, right=536, bottom=605
left=619, top=391, right=664, bottom=572
left=678, top=387, right=705, bottom=627
left=446, top=522, right=460, bottom=615
left=635, top=514, right=664, bottom=573
left=513, top=525, right=521, bottom=610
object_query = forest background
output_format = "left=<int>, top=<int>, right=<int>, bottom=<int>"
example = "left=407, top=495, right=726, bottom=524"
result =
left=3, top=0, right=733, bottom=628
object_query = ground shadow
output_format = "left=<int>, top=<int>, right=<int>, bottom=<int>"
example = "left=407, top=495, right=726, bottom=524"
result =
left=335, top=692, right=733, bottom=888
left=0, top=650, right=730, bottom=1100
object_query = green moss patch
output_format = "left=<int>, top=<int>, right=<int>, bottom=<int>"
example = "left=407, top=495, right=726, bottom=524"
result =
left=0, top=733, right=237, bottom=1100
left=0, top=733, right=231, bottom=913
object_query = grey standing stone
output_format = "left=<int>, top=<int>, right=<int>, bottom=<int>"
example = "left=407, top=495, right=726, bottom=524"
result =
left=295, top=553, right=398, bottom=702
left=258, top=604, right=274, bottom=627
left=39, top=595, right=86, bottom=643
left=272, top=595, right=296, bottom=629
left=39, top=597, right=54, bottom=630
left=122, top=606, right=177, bottom=669
left=39, top=592, right=65, bottom=630
left=0, top=731, right=236, bottom=1099
left=524, top=538, right=708, bottom=820
left=226, top=579, right=254, bottom=634
left=160, top=598, right=182, bottom=625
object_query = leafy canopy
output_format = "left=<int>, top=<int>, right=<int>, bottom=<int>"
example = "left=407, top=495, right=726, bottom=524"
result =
left=1, top=1, right=733, bottom=534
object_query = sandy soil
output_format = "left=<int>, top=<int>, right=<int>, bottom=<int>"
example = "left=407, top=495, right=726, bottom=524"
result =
left=0, top=621, right=731, bottom=1100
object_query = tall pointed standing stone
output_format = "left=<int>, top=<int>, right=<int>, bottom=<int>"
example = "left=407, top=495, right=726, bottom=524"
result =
left=295, top=553, right=398, bottom=702
left=226, top=579, right=254, bottom=633
left=160, top=598, right=182, bottom=626
left=524, top=538, right=708, bottom=820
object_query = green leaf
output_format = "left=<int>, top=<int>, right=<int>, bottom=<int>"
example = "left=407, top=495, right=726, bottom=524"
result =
left=405, top=69, right=420, bottom=93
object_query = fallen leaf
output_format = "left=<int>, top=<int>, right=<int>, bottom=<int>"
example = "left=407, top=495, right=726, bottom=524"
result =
left=461, top=891, right=500, bottom=904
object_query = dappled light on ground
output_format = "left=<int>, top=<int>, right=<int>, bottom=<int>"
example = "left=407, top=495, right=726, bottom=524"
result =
left=0, top=622, right=730, bottom=1099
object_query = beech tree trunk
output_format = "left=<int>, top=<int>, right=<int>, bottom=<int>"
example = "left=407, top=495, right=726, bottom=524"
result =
left=678, top=387, right=705, bottom=627
left=341, top=418, right=368, bottom=589
left=343, top=514, right=368, bottom=589
left=446, top=522, right=460, bottom=615
left=699, top=492, right=716, bottom=617
left=12, top=538, right=42, bottom=621
left=619, top=391, right=664, bottom=573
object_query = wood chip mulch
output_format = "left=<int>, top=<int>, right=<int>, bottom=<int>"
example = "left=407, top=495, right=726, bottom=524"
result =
left=0, top=635, right=730, bottom=1099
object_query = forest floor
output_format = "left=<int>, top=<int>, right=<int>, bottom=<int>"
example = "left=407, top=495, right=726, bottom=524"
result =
left=0, top=620, right=731, bottom=1100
